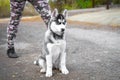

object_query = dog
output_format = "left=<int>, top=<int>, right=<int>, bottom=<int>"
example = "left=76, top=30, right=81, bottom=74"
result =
left=34, top=8, right=69, bottom=77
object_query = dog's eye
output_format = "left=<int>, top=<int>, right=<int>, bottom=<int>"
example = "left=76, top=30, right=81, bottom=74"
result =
left=56, top=21, right=61, bottom=25
left=63, top=20, right=66, bottom=24
left=59, top=22, right=61, bottom=25
left=63, top=21, right=66, bottom=25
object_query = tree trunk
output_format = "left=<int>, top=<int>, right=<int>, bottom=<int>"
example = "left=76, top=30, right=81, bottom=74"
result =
left=92, top=0, right=95, bottom=8
left=106, top=0, right=110, bottom=9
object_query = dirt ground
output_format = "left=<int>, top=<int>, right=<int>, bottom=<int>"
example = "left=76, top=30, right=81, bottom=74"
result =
left=0, top=20, right=120, bottom=80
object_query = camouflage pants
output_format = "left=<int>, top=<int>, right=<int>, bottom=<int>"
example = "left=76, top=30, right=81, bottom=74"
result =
left=7, top=0, right=51, bottom=49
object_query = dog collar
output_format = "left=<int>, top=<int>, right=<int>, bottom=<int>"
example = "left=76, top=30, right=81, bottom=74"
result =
left=53, top=32, right=64, bottom=40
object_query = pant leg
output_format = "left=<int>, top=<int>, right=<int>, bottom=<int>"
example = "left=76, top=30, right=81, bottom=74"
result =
left=28, top=0, right=51, bottom=26
left=7, top=0, right=26, bottom=49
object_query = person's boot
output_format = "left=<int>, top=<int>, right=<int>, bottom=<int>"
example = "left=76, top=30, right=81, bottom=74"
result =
left=7, top=47, right=19, bottom=58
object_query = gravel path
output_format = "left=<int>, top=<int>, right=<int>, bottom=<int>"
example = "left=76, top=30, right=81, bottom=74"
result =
left=0, top=21, right=120, bottom=80
left=68, top=8, right=120, bottom=26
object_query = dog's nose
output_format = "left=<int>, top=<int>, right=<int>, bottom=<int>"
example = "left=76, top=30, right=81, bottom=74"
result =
left=61, top=28, right=65, bottom=32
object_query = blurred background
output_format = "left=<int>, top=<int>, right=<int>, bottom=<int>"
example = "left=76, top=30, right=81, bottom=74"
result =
left=0, top=0, right=120, bottom=18
left=0, top=1, right=120, bottom=79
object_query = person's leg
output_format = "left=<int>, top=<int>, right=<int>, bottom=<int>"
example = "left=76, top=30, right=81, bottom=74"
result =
left=7, top=0, right=26, bottom=58
left=28, top=0, right=51, bottom=26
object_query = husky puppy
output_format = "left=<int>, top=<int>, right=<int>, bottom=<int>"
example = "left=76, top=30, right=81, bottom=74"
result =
left=34, top=9, right=69, bottom=77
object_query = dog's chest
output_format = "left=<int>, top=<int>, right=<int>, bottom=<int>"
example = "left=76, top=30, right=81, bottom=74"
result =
left=52, top=41, right=64, bottom=63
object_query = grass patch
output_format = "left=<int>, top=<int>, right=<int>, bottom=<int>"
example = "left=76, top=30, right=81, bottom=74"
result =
left=0, top=0, right=10, bottom=18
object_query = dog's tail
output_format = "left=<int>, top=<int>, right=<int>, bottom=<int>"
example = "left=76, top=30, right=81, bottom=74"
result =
left=34, top=60, right=39, bottom=66
left=34, top=58, right=46, bottom=68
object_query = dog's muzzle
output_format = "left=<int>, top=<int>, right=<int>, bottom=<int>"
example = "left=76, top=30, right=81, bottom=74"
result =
left=61, top=28, right=65, bottom=32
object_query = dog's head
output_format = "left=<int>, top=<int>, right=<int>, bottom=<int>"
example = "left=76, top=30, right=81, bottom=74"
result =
left=49, top=9, right=67, bottom=35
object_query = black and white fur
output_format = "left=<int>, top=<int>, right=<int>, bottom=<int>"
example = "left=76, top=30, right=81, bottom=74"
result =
left=34, top=9, right=69, bottom=77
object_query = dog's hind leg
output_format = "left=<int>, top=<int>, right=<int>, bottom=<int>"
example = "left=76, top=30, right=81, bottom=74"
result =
left=39, top=59, right=46, bottom=73
left=34, top=58, right=46, bottom=73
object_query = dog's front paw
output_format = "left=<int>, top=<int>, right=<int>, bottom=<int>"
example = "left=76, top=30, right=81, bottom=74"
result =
left=46, top=71, right=52, bottom=77
left=61, top=68, right=69, bottom=75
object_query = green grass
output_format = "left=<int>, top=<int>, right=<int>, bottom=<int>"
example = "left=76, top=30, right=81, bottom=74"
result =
left=0, top=0, right=10, bottom=18
left=50, top=0, right=93, bottom=12
left=76, top=0, right=92, bottom=8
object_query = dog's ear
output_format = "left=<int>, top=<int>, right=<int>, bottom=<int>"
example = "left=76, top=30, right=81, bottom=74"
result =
left=63, top=9, right=68, bottom=18
left=51, top=8, right=58, bottom=17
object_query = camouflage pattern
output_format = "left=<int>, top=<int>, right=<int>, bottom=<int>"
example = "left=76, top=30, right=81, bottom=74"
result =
left=7, top=0, right=51, bottom=49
